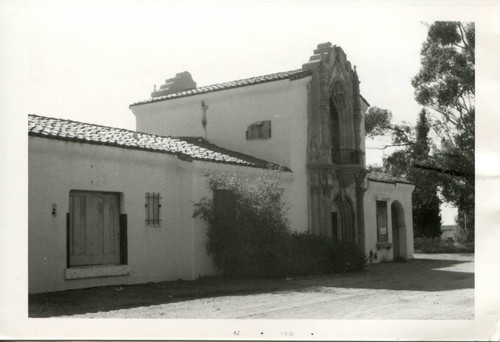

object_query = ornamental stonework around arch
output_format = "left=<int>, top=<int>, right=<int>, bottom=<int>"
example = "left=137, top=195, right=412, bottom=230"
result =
left=302, top=42, right=366, bottom=248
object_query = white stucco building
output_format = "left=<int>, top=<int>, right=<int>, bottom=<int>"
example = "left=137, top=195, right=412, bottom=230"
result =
left=29, top=42, right=415, bottom=294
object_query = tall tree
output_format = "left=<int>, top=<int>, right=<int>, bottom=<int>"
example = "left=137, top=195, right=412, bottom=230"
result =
left=379, top=110, right=442, bottom=238
left=412, top=21, right=475, bottom=242
left=411, top=110, right=442, bottom=238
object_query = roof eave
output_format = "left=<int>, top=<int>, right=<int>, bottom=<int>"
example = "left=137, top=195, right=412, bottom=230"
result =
left=129, top=71, right=312, bottom=109
left=360, top=94, right=370, bottom=107
left=367, top=177, right=414, bottom=185
left=29, top=132, right=282, bottom=170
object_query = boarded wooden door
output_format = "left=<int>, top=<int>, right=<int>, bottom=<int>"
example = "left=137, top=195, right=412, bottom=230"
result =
left=69, top=191, right=120, bottom=266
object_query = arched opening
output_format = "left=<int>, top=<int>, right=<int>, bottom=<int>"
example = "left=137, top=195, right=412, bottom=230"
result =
left=391, top=201, right=407, bottom=260
left=329, top=96, right=340, bottom=162
left=333, top=195, right=355, bottom=243
left=331, top=203, right=339, bottom=241
left=329, top=80, right=357, bottom=164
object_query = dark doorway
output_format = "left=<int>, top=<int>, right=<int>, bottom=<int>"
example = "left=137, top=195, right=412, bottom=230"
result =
left=331, top=212, right=339, bottom=241
left=391, top=201, right=407, bottom=259
left=334, top=195, right=355, bottom=243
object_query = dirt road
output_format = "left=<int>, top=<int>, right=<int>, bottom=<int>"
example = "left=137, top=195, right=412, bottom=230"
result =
left=30, top=253, right=473, bottom=319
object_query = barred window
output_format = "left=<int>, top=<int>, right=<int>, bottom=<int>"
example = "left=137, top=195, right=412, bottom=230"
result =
left=145, top=192, right=161, bottom=226
left=246, top=120, right=271, bottom=140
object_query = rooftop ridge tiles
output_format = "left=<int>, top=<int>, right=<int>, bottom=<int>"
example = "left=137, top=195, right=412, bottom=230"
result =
left=367, top=171, right=413, bottom=185
left=28, top=113, right=183, bottom=140
left=129, top=69, right=312, bottom=108
left=28, top=114, right=288, bottom=171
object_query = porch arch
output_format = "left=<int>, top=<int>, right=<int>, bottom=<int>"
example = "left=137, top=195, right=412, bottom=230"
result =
left=391, top=200, right=407, bottom=259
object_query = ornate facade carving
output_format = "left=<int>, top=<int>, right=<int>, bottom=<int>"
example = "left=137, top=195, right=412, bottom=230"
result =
left=303, top=42, right=366, bottom=244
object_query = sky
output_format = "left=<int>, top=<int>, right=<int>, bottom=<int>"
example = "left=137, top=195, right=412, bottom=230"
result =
left=2, top=1, right=433, bottom=166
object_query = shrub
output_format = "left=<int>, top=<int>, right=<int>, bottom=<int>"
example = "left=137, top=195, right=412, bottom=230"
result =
left=287, top=233, right=367, bottom=275
left=287, top=232, right=333, bottom=276
left=194, top=168, right=366, bottom=278
left=414, top=236, right=474, bottom=253
left=194, top=168, right=291, bottom=277
left=329, top=241, right=367, bottom=272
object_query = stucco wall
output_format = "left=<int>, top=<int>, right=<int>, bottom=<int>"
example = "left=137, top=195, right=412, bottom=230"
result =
left=131, top=77, right=311, bottom=233
left=132, top=77, right=310, bottom=168
left=363, top=180, right=415, bottom=263
left=29, top=136, right=295, bottom=293
left=29, top=137, right=206, bottom=293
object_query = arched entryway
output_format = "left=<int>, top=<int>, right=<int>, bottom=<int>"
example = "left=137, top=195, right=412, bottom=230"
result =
left=391, top=201, right=407, bottom=260
left=331, top=195, right=355, bottom=243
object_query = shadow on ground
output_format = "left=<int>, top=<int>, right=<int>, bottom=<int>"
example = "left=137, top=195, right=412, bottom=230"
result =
left=29, top=254, right=474, bottom=317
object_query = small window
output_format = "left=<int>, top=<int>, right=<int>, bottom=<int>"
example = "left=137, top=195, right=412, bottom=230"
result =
left=246, top=120, right=271, bottom=140
left=376, top=200, right=388, bottom=242
left=145, top=192, right=161, bottom=226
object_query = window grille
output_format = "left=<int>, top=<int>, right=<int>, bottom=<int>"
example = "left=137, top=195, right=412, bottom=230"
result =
left=145, top=192, right=161, bottom=226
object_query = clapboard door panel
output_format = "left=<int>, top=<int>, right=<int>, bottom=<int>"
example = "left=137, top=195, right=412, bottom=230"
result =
left=69, top=191, right=120, bottom=266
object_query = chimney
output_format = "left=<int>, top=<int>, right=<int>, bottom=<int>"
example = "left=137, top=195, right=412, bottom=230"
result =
left=151, top=71, right=196, bottom=98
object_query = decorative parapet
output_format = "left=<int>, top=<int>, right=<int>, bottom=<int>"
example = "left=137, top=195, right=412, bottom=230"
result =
left=304, top=42, right=365, bottom=240
left=151, top=71, right=197, bottom=98
left=302, top=42, right=362, bottom=166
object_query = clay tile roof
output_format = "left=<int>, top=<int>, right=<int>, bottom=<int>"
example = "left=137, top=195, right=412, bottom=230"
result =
left=129, top=69, right=312, bottom=108
left=28, top=114, right=289, bottom=171
left=367, top=171, right=413, bottom=185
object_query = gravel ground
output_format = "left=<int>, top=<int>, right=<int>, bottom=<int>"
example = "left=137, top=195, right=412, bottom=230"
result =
left=29, top=253, right=474, bottom=319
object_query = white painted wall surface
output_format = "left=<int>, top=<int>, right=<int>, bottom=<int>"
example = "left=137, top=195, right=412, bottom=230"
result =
left=363, top=180, right=415, bottom=263
left=132, top=77, right=311, bottom=233
left=29, top=136, right=295, bottom=293
left=29, top=137, right=205, bottom=293
left=132, top=77, right=311, bottom=169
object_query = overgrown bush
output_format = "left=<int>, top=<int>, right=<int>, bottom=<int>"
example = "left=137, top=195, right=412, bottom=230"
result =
left=194, top=168, right=290, bottom=277
left=194, top=168, right=366, bottom=278
left=414, top=236, right=474, bottom=253
left=287, top=233, right=367, bottom=276
left=287, top=232, right=333, bottom=276
left=329, top=240, right=367, bottom=272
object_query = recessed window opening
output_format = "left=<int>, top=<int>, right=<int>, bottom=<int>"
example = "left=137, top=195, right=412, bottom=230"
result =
left=246, top=120, right=271, bottom=140
left=376, top=200, right=388, bottom=243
